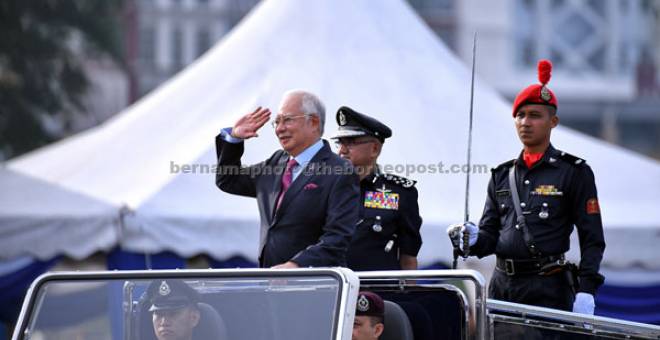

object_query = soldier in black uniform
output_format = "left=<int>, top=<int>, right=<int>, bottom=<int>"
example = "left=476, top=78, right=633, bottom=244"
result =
left=448, top=60, right=605, bottom=314
left=332, top=106, right=423, bottom=271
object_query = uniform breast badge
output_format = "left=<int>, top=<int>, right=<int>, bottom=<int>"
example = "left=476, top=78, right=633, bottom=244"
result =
left=364, top=191, right=399, bottom=210
left=531, top=185, right=563, bottom=196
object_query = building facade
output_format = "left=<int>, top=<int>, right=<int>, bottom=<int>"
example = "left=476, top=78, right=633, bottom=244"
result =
left=413, top=0, right=660, bottom=158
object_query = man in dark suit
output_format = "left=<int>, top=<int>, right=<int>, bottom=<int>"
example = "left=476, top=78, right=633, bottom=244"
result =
left=215, top=90, right=360, bottom=268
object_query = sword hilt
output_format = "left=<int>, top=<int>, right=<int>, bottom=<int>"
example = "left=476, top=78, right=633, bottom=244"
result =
left=462, top=226, right=470, bottom=258
left=448, top=224, right=463, bottom=268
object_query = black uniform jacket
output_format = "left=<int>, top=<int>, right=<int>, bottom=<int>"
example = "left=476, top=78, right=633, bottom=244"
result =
left=215, top=137, right=360, bottom=268
left=472, top=144, right=605, bottom=295
left=347, top=169, right=423, bottom=271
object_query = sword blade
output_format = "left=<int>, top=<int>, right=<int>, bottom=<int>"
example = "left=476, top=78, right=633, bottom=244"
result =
left=464, top=31, right=477, bottom=224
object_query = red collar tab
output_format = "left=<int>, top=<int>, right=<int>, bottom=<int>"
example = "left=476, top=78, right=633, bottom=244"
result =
left=523, top=152, right=544, bottom=168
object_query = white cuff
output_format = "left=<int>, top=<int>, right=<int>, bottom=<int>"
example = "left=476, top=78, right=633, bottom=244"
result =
left=221, top=127, right=243, bottom=144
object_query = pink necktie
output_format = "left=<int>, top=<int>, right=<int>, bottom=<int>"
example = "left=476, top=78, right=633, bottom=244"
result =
left=276, top=158, right=298, bottom=210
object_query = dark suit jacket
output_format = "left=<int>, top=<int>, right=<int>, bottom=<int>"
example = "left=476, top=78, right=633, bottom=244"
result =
left=215, top=136, right=360, bottom=267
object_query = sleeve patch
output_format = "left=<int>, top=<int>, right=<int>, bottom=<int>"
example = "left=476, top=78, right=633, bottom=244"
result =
left=586, top=198, right=600, bottom=215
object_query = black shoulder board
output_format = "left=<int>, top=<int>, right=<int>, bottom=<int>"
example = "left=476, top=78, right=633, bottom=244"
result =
left=491, top=159, right=515, bottom=172
left=381, top=173, right=417, bottom=188
left=558, top=151, right=586, bottom=166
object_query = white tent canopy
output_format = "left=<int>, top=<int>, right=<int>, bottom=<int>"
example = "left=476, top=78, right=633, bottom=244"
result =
left=5, top=0, right=660, bottom=269
left=0, top=168, right=119, bottom=259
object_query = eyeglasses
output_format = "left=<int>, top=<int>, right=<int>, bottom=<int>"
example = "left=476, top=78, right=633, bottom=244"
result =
left=270, top=114, right=309, bottom=128
left=334, top=139, right=376, bottom=149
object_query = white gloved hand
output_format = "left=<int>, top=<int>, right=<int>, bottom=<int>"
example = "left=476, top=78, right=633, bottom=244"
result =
left=461, top=222, right=478, bottom=250
left=447, top=222, right=478, bottom=253
left=572, top=292, right=595, bottom=315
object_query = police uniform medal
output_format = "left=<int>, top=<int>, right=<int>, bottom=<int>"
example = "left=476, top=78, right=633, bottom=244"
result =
left=364, top=181, right=400, bottom=211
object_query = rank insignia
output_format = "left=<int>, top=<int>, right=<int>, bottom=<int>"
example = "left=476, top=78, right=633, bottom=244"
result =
left=364, top=191, right=399, bottom=210
left=531, top=185, right=563, bottom=196
left=586, top=198, right=600, bottom=215
left=540, top=86, right=552, bottom=102
left=377, top=183, right=391, bottom=193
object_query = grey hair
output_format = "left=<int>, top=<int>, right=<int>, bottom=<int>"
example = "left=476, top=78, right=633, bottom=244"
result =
left=283, top=89, right=326, bottom=135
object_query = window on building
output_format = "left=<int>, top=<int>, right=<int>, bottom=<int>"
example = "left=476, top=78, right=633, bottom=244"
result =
left=513, top=0, right=656, bottom=76
left=139, top=26, right=156, bottom=65
left=172, top=28, right=183, bottom=70
left=196, top=29, right=211, bottom=57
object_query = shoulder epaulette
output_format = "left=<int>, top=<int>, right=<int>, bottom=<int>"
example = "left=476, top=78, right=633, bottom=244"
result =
left=557, top=151, right=586, bottom=166
left=492, top=159, right=515, bottom=172
left=380, top=173, right=417, bottom=188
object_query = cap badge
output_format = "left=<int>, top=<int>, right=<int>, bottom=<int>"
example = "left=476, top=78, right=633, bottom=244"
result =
left=357, top=295, right=370, bottom=312
left=338, top=111, right=347, bottom=126
left=159, top=281, right=171, bottom=296
left=540, top=86, right=552, bottom=102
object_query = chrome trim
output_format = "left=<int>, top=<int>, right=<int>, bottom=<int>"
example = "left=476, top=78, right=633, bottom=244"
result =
left=122, top=281, right=135, bottom=340
left=488, top=299, right=660, bottom=338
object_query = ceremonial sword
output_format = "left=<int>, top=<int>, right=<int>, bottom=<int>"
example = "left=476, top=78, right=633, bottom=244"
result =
left=452, top=32, right=477, bottom=269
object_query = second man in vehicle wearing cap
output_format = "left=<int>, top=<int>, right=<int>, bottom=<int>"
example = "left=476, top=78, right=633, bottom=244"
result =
left=147, top=280, right=202, bottom=340
left=333, top=107, right=423, bottom=271
left=352, top=291, right=386, bottom=340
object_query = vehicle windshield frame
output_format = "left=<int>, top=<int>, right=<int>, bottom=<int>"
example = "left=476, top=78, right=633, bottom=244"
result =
left=12, top=268, right=359, bottom=340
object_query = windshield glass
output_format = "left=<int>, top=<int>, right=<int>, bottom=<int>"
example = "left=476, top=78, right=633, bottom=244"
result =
left=20, top=274, right=342, bottom=340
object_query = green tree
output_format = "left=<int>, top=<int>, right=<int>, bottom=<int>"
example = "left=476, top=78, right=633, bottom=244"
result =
left=0, top=0, right=125, bottom=160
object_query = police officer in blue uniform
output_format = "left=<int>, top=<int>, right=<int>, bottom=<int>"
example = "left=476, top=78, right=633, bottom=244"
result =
left=448, top=60, right=605, bottom=315
left=146, top=280, right=201, bottom=340
left=332, top=106, right=423, bottom=271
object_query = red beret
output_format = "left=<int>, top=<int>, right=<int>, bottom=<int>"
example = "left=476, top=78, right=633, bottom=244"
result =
left=356, top=291, right=384, bottom=317
left=512, top=59, right=558, bottom=117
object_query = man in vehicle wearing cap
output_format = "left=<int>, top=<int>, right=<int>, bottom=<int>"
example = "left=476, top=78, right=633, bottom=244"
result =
left=333, top=106, right=422, bottom=271
left=353, top=291, right=385, bottom=340
left=447, top=60, right=605, bottom=314
left=147, top=280, right=201, bottom=340
left=215, top=90, right=359, bottom=268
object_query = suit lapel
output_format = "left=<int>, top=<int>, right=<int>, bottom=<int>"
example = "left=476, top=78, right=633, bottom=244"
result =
left=273, top=142, right=330, bottom=223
